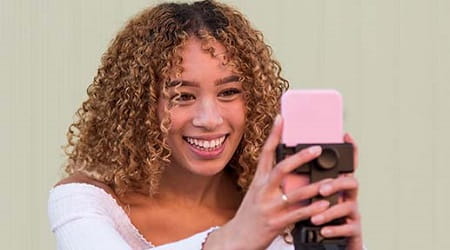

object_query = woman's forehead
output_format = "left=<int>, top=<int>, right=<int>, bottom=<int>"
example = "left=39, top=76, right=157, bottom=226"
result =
left=181, top=37, right=227, bottom=58
left=168, top=37, right=235, bottom=78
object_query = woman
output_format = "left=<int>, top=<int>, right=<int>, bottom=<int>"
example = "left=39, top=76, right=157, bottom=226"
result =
left=48, top=0, right=363, bottom=249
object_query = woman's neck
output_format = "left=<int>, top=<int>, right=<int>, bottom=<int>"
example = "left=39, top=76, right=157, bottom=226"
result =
left=157, top=165, right=241, bottom=210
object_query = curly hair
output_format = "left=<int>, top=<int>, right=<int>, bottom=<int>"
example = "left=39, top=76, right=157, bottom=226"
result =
left=64, top=0, right=289, bottom=196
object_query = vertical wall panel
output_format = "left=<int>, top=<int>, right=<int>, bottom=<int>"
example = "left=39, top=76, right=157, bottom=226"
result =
left=397, top=0, right=434, bottom=249
left=1, top=0, right=449, bottom=249
left=0, top=0, right=14, bottom=247
left=434, top=1, right=450, bottom=249
left=359, top=0, right=401, bottom=248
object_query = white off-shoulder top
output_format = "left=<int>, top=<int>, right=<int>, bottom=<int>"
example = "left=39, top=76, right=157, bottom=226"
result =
left=48, top=183, right=293, bottom=250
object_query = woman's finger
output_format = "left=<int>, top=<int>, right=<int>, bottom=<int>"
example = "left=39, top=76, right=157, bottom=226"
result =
left=278, top=178, right=333, bottom=209
left=319, top=176, right=359, bottom=200
left=267, top=146, right=322, bottom=190
left=281, top=174, right=310, bottom=195
left=344, top=133, right=358, bottom=170
left=275, top=199, right=330, bottom=226
left=310, top=201, right=358, bottom=225
left=320, top=222, right=361, bottom=238
left=254, top=115, right=283, bottom=180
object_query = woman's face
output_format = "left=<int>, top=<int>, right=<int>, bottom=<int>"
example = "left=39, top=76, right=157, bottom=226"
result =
left=158, top=38, right=246, bottom=176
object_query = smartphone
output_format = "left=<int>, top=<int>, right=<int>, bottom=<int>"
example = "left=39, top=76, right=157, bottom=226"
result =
left=277, top=89, right=353, bottom=247
left=280, top=89, right=346, bottom=196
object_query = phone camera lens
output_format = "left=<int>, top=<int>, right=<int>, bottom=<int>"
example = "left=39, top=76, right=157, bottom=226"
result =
left=316, top=147, right=339, bottom=169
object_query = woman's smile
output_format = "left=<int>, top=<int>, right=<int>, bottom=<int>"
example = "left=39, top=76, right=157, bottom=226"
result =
left=184, top=134, right=228, bottom=159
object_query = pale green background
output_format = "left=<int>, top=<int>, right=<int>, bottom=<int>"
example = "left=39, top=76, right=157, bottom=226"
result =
left=1, top=0, right=449, bottom=249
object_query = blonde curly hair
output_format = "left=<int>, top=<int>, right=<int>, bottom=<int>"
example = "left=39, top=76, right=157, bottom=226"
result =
left=64, top=0, right=288, bottom=196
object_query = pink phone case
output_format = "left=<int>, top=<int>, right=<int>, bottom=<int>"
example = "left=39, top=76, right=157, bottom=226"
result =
left=280, top=89, right=345, bottom=193
left=281, top=89, right=344, bottom=146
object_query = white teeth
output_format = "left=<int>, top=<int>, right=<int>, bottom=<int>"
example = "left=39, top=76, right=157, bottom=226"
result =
left=185, top=135, right=226, bottom=150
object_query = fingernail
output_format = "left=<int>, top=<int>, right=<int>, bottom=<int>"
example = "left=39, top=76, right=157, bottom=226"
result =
left=320, top=184, right=332, bottom=195
left=308, top=146, right=322, bottom=155
left=312, top=215, right=324, bottom=224
left=319, top=200, right=329, bottom=208
left=321, top=228, right=332, bottom=236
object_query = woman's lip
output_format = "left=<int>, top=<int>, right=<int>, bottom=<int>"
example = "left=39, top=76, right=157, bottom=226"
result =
left=185, top=137, right=227, bottom=159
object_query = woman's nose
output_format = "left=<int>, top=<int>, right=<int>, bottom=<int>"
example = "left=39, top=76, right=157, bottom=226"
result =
left=192, top=99, right=224, bottom=130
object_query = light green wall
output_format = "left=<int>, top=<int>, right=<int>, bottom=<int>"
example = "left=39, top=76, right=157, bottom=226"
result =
left=1, top=0, right=449, bottom=249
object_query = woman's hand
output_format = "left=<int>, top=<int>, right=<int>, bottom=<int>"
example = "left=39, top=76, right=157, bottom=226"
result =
left=282, top=133, right=363, bottom=250
left=308, top=133, right=363, bottom=250
left=203, top=116, right=363, bottom=250
left=204, top=115, right=328, bottom=250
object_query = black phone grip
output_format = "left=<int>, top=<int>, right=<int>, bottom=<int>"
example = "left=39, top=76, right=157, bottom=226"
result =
left=276, top=143, right=354, bottom=250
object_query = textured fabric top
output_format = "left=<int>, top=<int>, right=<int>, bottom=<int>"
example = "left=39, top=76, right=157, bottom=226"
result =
left=48, top=183, right=293, bottom=250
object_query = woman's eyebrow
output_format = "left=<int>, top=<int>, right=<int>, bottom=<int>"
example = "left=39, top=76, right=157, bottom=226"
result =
left=167, top=79, right=196, bottom=88
left=215, top=75, right=240, bottom=85
left=167, top=75, right=240, bottom=88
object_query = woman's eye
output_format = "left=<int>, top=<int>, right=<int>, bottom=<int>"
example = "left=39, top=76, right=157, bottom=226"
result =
left=218, top=88, right=242, bottom=99
left=172, top=93, right=195, bottom=102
